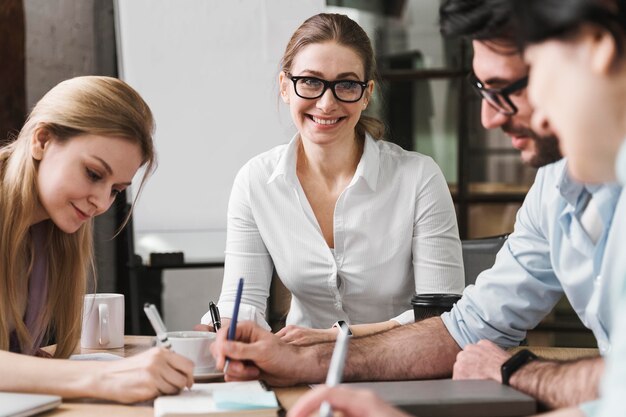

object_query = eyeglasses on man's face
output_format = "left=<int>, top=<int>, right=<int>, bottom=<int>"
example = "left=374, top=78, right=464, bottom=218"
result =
left=286, top=73, right=369, bottom=103
left=468, top=71, right=528, bottom=116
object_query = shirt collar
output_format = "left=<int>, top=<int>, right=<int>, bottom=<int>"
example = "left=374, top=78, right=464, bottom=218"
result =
left=617, top=139, right=626, bottom=186
left=267, top=133, right=299, bottom=186
left=267, top=133, right=381, bottom=191
left=353, top=133, right=380, bottom=191
left=557, top=158, right=621, bottom=220
left=557, top=159, right=586, bottom=207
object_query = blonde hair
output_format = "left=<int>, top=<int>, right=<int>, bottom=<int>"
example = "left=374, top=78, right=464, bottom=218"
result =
left=281, top=13, right=385, bottom=140
left=0, top=76, right=156, bottom=357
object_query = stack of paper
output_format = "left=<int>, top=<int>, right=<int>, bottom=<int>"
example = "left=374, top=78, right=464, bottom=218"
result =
left=154, top=381, right=280, bottom=417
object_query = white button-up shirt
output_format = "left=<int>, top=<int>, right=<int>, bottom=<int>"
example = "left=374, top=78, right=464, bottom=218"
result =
left=203, top=134, right=464, bottom=330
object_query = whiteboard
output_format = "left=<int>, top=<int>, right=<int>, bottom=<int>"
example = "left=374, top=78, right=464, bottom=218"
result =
left=114, top=0, right=325, bottom=262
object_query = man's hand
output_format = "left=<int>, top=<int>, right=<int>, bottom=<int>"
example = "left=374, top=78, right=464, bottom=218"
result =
left=288, top=386, right=412, bottom=417
left=210, top=321, right=323, bottom=386
left=453, top=340, right=511, bottom=382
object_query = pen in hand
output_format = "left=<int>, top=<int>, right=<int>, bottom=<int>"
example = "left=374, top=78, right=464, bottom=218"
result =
left=143, top=303, right=171, bottom=349
left=209, top=301, right=221, bottom=331
left=223, top=277, right=244, bottom=375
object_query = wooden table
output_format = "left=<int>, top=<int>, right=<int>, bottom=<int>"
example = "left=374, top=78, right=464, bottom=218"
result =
left=46, top=337, right=591, bottom=416
left=47, top=336, right=309, bottom=416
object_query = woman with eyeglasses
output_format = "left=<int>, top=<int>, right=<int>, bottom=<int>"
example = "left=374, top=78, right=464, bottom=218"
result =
left=504, top=0, right=626, bottom=416
left=199, top=13, right=464, bottom=344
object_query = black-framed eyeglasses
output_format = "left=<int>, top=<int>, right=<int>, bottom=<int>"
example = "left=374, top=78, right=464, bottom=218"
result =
left=286, top=73, right=369, bottom=103
left=468, top=72, right=528, bottom=116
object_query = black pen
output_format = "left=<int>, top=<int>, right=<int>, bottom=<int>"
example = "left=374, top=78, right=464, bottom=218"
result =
left=209, top=301, right=221, bottom=331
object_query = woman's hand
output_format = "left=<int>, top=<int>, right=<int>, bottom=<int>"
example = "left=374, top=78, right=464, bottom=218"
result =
left=194, top=318, right=231, bottom=333
left=94, top=347, right=194, bottom=403
left=288, top=386, right=412, bottom=417
left=276, top=325, right=337, bottom=346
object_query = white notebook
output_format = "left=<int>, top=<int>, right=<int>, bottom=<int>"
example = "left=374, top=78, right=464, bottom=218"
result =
left=154, top=381, right=280, bottom=417
left=0, top=392, right=61, bottom=417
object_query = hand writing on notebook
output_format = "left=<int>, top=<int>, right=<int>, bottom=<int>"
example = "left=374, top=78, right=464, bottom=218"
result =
left=276, top=325, right=337, bottom=346
left=94, top=347, right=194, bottom=403
left=453, top=339, right=511, bottom=382
left=210, top=321, right=323, bottom=386
left=288, top=386, right=411, bottom=417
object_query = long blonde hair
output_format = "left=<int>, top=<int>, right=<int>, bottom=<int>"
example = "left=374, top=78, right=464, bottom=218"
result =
left=0, top=76, right=156, bottom=357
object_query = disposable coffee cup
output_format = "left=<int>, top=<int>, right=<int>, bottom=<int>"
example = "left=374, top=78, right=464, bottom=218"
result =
left=411, top=293, right=461, bottom=322
left=167, top=331, right=216, bottom=374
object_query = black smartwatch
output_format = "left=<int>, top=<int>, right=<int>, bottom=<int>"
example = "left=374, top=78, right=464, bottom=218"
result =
left=501, top=349, right=538, bottom=386
left=332, top=320, right=352, bottom=336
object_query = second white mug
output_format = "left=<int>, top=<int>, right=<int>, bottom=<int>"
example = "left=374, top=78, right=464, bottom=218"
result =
left=81, top=293, right=124, bottom=349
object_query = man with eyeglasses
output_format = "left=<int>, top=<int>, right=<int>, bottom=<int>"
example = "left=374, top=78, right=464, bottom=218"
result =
left=467, top=48, right=561, bottom=168
left=437, top=0, right=618, bottom=409
left=211, top=0, right=619, bottom=412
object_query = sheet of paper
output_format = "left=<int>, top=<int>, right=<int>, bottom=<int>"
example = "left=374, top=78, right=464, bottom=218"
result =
left=154, top=381, right=279, bottom=416
left=69, top=352, right=123, bottom=361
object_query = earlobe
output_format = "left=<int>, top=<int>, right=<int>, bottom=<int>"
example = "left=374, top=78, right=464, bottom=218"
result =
left=279, top=71, right=290, bottom=104
left=30, top=128, right=50, bottom=161
left=590, top=29, right=617, bottom=75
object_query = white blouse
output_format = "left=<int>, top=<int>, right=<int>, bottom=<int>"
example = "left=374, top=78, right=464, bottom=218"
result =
left=202, top=134, right=464, bottom=330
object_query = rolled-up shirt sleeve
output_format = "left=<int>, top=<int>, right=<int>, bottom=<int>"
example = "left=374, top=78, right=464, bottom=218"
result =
left=442, top=169, right=564, bottom=348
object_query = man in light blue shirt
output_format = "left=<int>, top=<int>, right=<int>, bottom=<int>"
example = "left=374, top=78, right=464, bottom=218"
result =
left=440, top=0, right=620, bottom=409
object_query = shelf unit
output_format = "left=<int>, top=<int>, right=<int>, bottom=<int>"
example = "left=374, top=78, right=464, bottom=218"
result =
left=378, top=41, right=529, bottom=239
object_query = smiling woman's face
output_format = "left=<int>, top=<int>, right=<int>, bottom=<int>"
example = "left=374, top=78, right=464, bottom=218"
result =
left=525, top=27, right=626, bottom=183
left=32, top=133, right=143, bottom=233
left=279, top=41, right=373, bottom=147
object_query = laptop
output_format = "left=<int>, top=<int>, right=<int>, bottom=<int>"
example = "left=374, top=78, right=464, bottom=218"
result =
left=0, top=392, right=61, bottom=417
left=342, top=380, right=536, bottom=417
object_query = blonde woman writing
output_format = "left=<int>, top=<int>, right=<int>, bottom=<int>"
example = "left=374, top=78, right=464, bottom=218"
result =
left=0, top=76, right=193, bottom=402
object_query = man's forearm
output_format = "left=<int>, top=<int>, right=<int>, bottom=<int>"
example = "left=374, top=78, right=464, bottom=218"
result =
left=510, top=355, right=603, bottom=409
left=339, top=317, right=461, bottom=381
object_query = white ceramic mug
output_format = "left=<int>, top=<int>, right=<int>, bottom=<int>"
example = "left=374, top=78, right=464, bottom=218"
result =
left=81, top=293, right=125, bottom=349
left=167, top=331, right=216, bottom=373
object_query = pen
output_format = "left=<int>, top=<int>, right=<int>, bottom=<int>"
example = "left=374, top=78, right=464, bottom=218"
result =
left=319, top=322, right=351, bottom=417
left=143, top=303, right=171, bottom=349
left=209, top=301, right=221, bottom=331
left=223, top=277, right=244, bottom=374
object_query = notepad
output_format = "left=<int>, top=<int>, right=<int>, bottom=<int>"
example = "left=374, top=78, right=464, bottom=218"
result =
left=154, top=381, right=280, bottom=417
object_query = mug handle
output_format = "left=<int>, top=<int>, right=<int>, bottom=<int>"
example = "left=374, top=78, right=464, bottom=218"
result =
left=99, top=303, right=110, bottom=346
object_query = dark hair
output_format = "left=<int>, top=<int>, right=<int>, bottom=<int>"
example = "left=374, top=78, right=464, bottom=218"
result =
left=280, top=13, right=385, bottom=140
left=510, top=0, right=626, bottom=59
left=439, top=0, right=514, bottom=41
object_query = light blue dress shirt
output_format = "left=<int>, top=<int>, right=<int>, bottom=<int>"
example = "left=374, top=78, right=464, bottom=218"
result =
left=442, top=158, right=622, bottom=353
left=585, top=142, right=626, bottom=417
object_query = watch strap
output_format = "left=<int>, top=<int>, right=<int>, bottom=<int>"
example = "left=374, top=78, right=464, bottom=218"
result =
left=501, top=349, right=538, bottom=386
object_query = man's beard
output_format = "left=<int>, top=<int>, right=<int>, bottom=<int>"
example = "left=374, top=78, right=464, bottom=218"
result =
left=502, top=121, right=562, bottom=168
left=531, top=134, right=562, bottom=168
